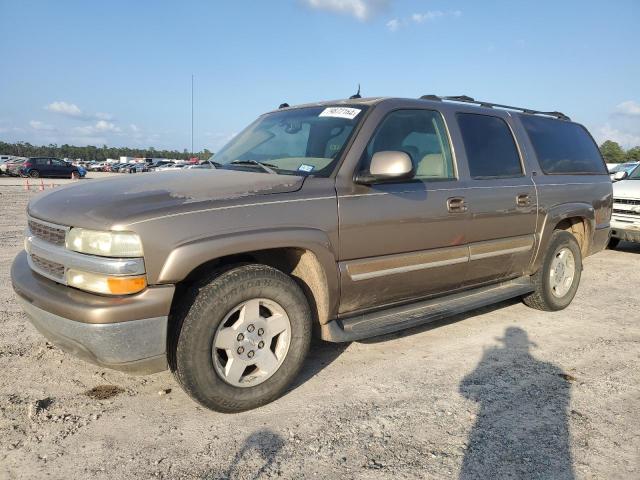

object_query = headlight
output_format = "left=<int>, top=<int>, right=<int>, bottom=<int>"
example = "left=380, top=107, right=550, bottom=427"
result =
left=66, top=228, right=143, bottom=257
left=66, top=269, right=147, bottom=295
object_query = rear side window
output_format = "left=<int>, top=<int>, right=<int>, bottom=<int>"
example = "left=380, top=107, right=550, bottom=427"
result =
left=456, top=113, right=522, bottom=178
left=520, top=116, right=606, bottom=174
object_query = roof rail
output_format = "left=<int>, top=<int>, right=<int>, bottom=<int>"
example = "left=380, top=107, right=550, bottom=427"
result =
left=419, top=94, right=570, bottom=120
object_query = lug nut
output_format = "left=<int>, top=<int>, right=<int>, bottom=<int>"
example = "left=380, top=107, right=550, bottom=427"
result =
left=247, top=324, right=255, bottom=333
left=257, top=328, right=264, bottom=336
left=247, top=350, right=255, bottom=358
left=237, top=333, right=244, bottom=341
left=237, top=346, right=244, bottom=354
left=258, top=341, right=265, bottom=349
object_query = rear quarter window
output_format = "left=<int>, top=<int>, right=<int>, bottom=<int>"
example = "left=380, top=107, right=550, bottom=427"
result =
left=520, top=116, right=607, bottom=175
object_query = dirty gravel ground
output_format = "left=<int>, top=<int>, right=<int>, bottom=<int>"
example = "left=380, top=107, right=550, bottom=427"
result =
left=1, top=185, right=639, bottom=480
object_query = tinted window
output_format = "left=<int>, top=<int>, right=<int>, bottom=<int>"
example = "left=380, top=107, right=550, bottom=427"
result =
left=520, top=116, right=606, bottom=174
left=457, top=114, right=522, bottom=178
left=362, top=109, right=455, bottom=180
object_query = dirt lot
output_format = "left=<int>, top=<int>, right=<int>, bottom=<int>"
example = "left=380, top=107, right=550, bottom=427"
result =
left=0, top=185, right=638, bottom=479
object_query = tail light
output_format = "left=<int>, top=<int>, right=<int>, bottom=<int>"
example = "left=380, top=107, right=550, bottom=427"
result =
left=24, top=162, right=33, bottom=168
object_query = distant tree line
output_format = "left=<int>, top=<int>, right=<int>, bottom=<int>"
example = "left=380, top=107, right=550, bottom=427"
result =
left=0, top=141, right=213, bottom=162
left=599, top=141, right=640, bottom=163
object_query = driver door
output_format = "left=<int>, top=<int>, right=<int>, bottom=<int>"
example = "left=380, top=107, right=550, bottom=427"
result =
left=336, top=108, right=470, bottom=315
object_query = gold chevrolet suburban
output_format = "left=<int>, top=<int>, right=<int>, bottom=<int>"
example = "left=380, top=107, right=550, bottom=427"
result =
left=12, top=95, right=613, bottom=412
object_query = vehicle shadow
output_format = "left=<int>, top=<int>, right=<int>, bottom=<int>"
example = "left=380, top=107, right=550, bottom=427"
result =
left=613, top=241, right=640, bottom=254
left=286, top=338, right=349, bottom=393
left=458, top=326, right=574, bottom=479
left=204, top=428, right=285, bottom=480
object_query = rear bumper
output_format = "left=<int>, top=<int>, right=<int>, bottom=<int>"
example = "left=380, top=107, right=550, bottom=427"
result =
left=611, top=218, right=640, bottom=243
left=11, top=251, right=174, bottom=374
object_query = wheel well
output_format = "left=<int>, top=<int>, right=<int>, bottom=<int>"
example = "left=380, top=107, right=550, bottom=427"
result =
left=555, top=217, right=589, bottom=256
left=177, top=247, right=330, bottom=326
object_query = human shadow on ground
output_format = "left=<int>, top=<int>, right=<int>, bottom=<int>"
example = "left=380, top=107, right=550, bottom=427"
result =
left=206, top=429, right=285, bottom=480
left=459, top=326, right=574, bottom=480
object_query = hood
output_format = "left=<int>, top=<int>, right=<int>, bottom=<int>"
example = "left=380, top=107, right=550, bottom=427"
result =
left=28, top=169, right=304, bottom=229
left=613, top=179, right=640, bottom=199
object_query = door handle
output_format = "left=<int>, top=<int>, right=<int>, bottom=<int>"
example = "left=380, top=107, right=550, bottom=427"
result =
left=516, top=194, right=531, bottom=207
left=447, top=197, right=467, bottom=213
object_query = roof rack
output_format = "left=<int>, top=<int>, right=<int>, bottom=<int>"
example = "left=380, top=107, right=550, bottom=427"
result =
left=419, top=94, right=570, bottom=121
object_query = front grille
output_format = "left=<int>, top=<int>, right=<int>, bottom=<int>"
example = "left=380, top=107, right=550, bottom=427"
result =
left=614, top=198, right=640, bottom=206
left=28, top=218, right=66, bottom=246
left=30, top=254, right=65, bottom=280
left=613, top=209, right=640, bottom=216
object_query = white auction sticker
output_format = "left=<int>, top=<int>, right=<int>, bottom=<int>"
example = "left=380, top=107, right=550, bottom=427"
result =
left=319, top=107, right=361, bottom=120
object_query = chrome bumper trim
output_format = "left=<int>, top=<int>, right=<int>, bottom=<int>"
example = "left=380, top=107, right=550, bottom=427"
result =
left=25, top=232, right=146, bottom=279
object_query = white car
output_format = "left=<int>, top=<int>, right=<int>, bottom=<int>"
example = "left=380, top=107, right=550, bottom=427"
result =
left=610, top=164, right=640, bottom=248
left=610, top=162, right=639, bottom=182
left=155, top=163, right=183, bottom=172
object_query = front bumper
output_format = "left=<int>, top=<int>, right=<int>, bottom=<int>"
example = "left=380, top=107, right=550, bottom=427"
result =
left=11, top=251, right=174, bottom=374
left=611, top=217, right=640, bottom=243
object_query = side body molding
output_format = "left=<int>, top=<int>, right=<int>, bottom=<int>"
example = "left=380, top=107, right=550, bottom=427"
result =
left=530, top=202, right=595, bottom=273
left=157, top=227, right=340, bottom=320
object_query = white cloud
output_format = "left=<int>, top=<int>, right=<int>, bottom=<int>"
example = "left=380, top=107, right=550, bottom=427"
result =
left=411, top=11, right=444, bottom=23
left=45, top=101, right=84, bottom=118
left=29, top=120, right=56, bottom=131
left=615, top=100, right=640, bottom=117
left=45, top=101, right=113, bottom=121
left=386, top=18, right=401, bottom=31
left=74, top=120, right=121, bottom=136
left=596, top=123, right=640, bottom=149
left=388, top=9, right=462, bottom=31
left=303, top=0, right=389, bottom=21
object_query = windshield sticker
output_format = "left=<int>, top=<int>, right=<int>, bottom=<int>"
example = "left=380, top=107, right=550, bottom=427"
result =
left=298, top=164, right=315, bottom=173
left=319, top=107, right=361, bottom=120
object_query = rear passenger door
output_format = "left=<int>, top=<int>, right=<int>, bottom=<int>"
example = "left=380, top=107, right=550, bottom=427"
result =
left=453, top=112, right=537, bottom=285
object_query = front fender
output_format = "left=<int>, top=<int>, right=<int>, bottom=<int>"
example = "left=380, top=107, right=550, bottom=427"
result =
left=530, top=202, right=595, bottom=273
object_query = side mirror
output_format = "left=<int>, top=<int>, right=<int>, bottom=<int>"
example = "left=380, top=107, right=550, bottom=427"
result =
left=355, top=151, right=414, bottom=184
left=613, top=171, right=628, bottom=181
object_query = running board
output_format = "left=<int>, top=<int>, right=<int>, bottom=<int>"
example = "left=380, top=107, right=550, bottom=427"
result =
left=320, top=277, right=534, bottom=342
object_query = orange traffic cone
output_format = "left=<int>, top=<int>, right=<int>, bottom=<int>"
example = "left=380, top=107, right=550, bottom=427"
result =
left=39, top=179, right=45, bottom=191
left=24, top=178, right=30, bottom=191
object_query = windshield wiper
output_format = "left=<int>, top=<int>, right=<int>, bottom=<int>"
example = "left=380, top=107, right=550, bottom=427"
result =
left=230, top=160, right=278, bottom=174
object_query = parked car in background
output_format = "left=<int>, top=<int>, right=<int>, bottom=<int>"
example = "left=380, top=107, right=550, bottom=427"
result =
left=12, top=95, right=612, bottom=412
left=0, top=156, right=13, bottom=175
left=5, top=158, right=26, bottom=176
left=609, top=162, right=639, bottom=181
left=609, top=165, right=640, bottom=248
left=182, top=163, right=213, bottom=170
left=19, top=157, right=82, bottom=179
left=87, top=162, right=105, bottom=172
left=124, top=163, right=149, bottom=174
left=148, top=160, right=174, bottom=171
left=154, top=163, right=182, bottom=172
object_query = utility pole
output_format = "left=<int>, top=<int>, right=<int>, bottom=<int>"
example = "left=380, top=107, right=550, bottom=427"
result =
left=191, top=74, right=194, bottom=157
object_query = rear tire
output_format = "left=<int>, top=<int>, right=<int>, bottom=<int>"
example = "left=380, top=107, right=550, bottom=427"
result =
left=71, top=171, right=80, bottom=179
left=29, top=170, right=40, bottom=178
left=171, top=264, right=312, bottom=413
left=607, top=237, right=620, bottom=250
left=523, top=230, right=582, bottom=311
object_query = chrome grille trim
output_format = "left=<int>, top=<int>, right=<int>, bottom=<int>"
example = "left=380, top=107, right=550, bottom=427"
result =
left=27, top=216, right=69, bottom=246
left=25, top=233, right=146, bottom=278
left=614, top=198, right=640, bottom=206
left=30, top=254, right=65, bottom=281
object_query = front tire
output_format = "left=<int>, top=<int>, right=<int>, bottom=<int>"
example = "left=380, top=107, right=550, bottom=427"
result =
left=171, top=264, right=312, bottom=413
left=523, top=230, right=582, bottom=311
left=29, top=170, right=40, bottom=178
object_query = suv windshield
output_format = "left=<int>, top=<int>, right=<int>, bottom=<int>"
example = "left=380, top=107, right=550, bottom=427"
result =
left=210, top=105, right=367, bottom=176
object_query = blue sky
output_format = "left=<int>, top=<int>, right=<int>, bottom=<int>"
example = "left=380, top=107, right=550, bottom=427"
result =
left=1, top=0, right=638, bottom=152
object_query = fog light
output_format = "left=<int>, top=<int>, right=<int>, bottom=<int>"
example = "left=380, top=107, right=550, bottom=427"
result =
left=66, top=269, right=147, bottom=295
